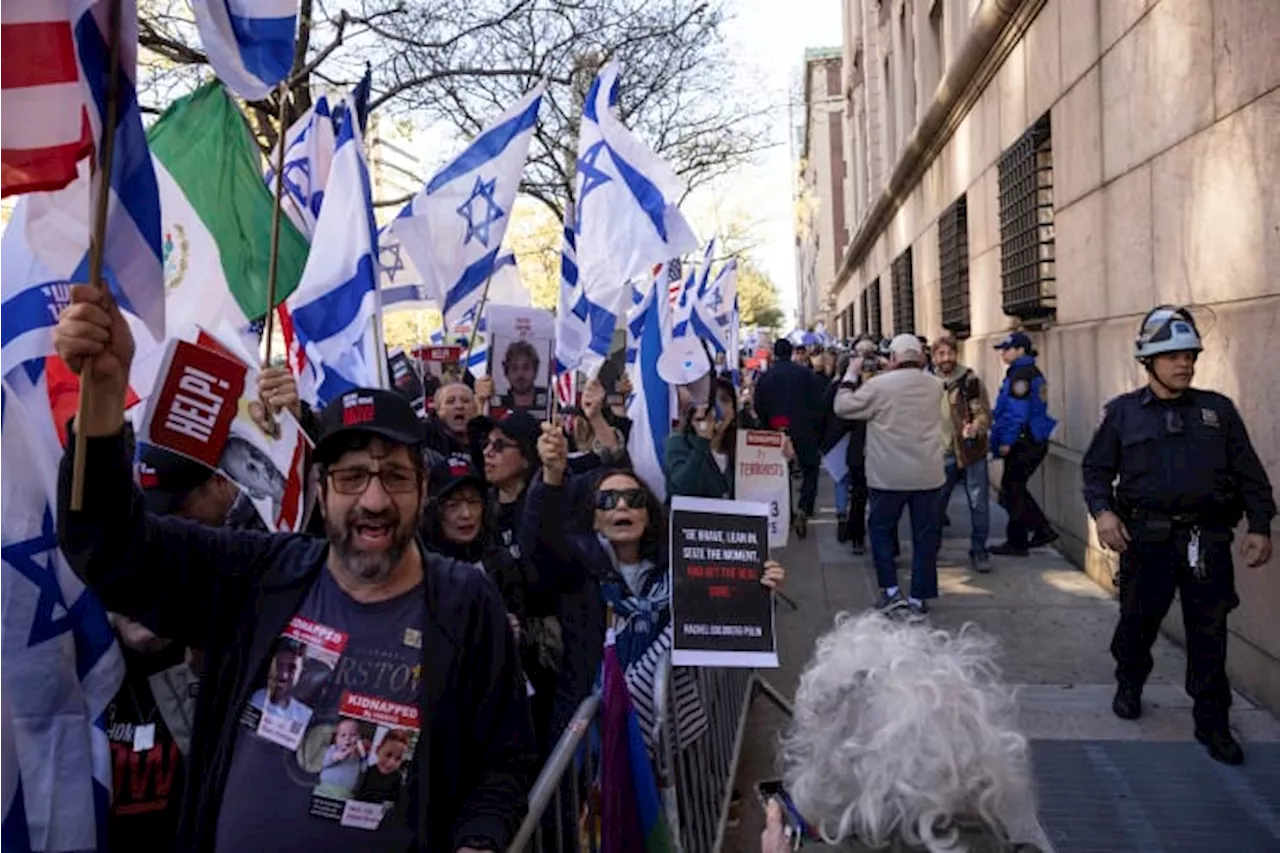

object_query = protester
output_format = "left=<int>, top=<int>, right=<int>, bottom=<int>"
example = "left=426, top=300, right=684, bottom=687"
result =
left=754, top=338, right=827, bottom=537
left=567, top=377, right=630, bottom=475
left=819, top=355, right=857, bottom=543
left=833, top=334, right=945, bottom=616
left=524, top=426, right=787, bottom=745
left=665, top=376, right=740, bottom=500
left=54, top=284, right=535, bottom=853
left=425, top=379, right=483, bottom=461
left=762, top=613, right=1050, bottom=853
left=989, top=332, right=1059, bottom=556
left=931, top=336, right=994, bottom=572
left=420, top=453, right=527, bottom=633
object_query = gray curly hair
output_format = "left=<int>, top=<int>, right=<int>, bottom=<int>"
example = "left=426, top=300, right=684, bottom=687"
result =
left=778, top=613, right=1041, bottom=852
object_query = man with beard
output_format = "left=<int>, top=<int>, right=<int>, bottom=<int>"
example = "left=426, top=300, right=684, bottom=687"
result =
left=54, top=284, right=536, bottom=853
left=498, top=340, right=548, bottom=414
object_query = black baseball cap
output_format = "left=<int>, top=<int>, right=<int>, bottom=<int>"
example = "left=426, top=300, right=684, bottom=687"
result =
left=475, top=409, right=541, bottom=467
left=135, top=443, right=217, bottom=516
left=428, top=454, right=487, bottom=502
left=315, top=388, right=424, bottom=464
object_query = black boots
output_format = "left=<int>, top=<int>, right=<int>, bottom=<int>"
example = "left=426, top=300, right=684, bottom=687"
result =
left=836, top=514, right=849, bottom=543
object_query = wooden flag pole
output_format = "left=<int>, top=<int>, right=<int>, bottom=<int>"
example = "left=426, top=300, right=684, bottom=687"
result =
left=261, top=85, right=290, bottom=367
left=69, top=0, right=124, bottom=512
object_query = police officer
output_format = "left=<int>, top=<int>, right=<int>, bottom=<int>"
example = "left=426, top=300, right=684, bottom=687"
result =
left=1082, top=306, right=1275, bottom=765
left=989, top=332, right=1058, bottom=555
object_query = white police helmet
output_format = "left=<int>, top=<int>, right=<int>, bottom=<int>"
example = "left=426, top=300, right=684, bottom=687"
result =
left=1135, top=305, right=1202, bottom=360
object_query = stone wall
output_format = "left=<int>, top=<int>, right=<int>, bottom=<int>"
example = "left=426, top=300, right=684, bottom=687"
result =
left=835, top=0, right=1280, bottom=713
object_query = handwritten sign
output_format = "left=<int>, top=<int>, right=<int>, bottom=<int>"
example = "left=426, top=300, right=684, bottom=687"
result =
left=668, top=496, right=777, bottom=669
left=734, top=430, right=790, bottom=548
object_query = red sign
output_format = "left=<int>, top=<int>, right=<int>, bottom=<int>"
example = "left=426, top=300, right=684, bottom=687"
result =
left=745, top=430, right=784, bottom=448
left=413, top=345, right=463, bottom=363
left=145, top=340, right=246, bottom=469
left=338, top=691, right=421, bottom=728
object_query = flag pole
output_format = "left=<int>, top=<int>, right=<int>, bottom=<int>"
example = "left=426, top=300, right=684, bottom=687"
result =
left=70, top=0, right=124, bottom=512
left=462, top=269, right=497, bottom=373
left=261, top=84, right=290, bottom=367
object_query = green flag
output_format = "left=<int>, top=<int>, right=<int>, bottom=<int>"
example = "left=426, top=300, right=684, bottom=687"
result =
left=147, top=81, right=309, bottom=332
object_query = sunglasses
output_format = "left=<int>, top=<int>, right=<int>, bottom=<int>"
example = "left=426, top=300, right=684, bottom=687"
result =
left=596, top=488, right=648, bottom=511
left=484, top=437, right=517, bottom=455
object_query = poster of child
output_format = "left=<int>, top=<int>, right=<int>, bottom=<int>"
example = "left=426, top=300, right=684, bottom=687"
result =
left=313, top=718, right=374, bottom=799
left=354, top=727, right=417, bottom=806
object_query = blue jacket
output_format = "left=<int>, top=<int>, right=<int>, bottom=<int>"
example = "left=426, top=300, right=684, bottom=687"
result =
left=991, top=355, right=1057, bottom=452
left=58, top=431, right=537, bottom=853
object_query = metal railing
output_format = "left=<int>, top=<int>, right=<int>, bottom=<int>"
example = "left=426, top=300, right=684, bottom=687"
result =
left=507, top=667, right=795, bottom=853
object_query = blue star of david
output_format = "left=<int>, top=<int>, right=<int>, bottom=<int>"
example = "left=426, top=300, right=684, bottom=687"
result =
left=576, top=141, right=612, bottom=206
left=380, top=243, right=405, bottom=282
left=456, top=176, right=505, bottom=248
left=3, top=507, right=116, bottom=677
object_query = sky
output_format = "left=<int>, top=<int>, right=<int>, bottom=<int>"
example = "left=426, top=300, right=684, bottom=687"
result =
left=707, top=0, right=844, bottom=325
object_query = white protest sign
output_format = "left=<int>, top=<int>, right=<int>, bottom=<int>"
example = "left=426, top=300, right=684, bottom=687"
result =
left=734, top=430, right=790, bottom=548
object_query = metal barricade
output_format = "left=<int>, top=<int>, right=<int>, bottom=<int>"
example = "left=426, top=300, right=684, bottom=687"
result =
left=508, top=695, right=601, bottom=853
left=508, top=667, right=790, bottom=853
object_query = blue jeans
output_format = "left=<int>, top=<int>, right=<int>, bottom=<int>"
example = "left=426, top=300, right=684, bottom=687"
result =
left=868, top=487, right=943, bottom=600
left=938, top=454, right=991, bottom=558
left=833, top=472, right=849, bottom=516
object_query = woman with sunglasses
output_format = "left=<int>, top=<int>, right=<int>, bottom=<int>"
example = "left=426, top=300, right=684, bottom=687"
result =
left=524, top=423, right=786, bottom=745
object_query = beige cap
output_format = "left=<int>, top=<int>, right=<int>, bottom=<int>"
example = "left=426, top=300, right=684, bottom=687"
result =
left=888, top=333, right=924, bottom=358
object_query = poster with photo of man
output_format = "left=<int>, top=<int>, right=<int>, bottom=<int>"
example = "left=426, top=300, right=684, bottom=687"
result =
left=487, top=305, right=554, bottom=417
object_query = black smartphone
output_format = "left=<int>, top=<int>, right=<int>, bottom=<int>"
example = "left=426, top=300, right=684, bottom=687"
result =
left=754, top=779, right=813, bottom=849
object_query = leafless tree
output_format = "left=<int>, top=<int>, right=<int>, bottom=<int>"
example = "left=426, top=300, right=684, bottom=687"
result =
left=136, top=0, right=773, bottom=218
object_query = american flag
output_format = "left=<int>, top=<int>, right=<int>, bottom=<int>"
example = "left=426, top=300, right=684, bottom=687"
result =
left=667, top=256, right=684, bottom=309
left=0, top=2, right=92, bottom=196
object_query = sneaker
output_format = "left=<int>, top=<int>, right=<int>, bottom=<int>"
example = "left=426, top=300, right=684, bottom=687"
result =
left=874, top=590, right=908, bottom=614
left=907, top=598, right=930, bottom=617
left=1112, top=685, right=1142, bottom=720
left=793, top=510, right=808, bottom=539
left=836, top=515, right=849, bottom=543
left=1196, top=728, right=1244, bottom=765
left=1027, top=529, right=1060, bottom=549
left=990, top=542, right=1029, bottom=557
left=972, top=553, right=993, bottom=574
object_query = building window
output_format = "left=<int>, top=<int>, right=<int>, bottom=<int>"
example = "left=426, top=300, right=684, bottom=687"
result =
left=891, top=248, right=914, bottom=335
left=862, top=278, right=882, bottom=339
left=938, top=194, right=970, bottom=338
left=997, top=112, right=1055, bottom=321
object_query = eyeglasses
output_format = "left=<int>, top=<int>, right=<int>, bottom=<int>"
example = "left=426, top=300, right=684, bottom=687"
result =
left=596, top=488, right=648, bottom=511
left=483, top=437, right=516, bottom=455
left=327, top=466, right=419, bottom=495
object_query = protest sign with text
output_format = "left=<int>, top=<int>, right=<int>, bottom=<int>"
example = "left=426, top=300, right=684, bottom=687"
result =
left=669, top=496, right=777, bottom=669
left=140, top=339, right=246, bottom=469
left=734, top=430, right=790, bottom=548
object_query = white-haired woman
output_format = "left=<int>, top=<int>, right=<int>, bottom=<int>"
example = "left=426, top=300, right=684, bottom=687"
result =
left=761, top=613, right=1054, bottom=853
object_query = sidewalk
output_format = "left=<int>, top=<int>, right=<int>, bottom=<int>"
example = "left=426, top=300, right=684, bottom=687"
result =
left=725, top=477, right=1280, bottom=852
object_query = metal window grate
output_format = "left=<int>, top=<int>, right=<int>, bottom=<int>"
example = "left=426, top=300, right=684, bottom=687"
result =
left=939, top=194, right=970, bottom=337
left=862, top=278, right=882, bottom=339
left=997, top=113, right=1056, bottom=320
left=891, top=247, right=914, bottom=335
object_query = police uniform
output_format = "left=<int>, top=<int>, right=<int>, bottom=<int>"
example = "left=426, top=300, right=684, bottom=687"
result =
left=1082, top=306, right=1276, bottom=763
left=990, top=334, right=1058, bottom=551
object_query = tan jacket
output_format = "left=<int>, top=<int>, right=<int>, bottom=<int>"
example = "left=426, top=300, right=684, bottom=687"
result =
left=938, top=365, right=992, bottom=468
left=834, top=367, right=946, bottom=491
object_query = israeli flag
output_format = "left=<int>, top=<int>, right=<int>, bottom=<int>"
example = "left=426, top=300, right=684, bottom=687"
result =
left=377, top=222, right=434, bottom=312
left=265, top=94, right=335, bottom=238
left=625, top=277, right=671, bottom=502
left=392, top=85, right=544, bottom=332
left=2, top=368, right=125, bottom=853
left=569, top=62, right=698, bottom=375
left=191, top=0, right=298, bottom=101
left=553, top=199, right=587, bottom=377
left=281, top=104, right=382, bottom=408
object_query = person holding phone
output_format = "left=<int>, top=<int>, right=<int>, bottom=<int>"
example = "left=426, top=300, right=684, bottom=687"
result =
left=664, top=376, right=740, bottom=500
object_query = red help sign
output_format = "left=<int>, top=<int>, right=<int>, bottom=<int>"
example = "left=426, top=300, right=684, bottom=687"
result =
left=147, top=341, right=246, bottom=469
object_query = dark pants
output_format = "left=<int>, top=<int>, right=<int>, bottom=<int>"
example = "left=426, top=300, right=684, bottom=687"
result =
left=868, top=487, right=943, bottom=599
left=998, top=438, right=1051, bottom=547
left=848, top=467, right=868, bottom=544
left=1111, top=532, right=1238, bottom=731
left=792, top=443, right=820, bottom=516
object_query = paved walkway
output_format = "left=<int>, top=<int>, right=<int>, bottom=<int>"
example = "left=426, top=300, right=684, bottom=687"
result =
left=725, top=478, right=1280, bottom=852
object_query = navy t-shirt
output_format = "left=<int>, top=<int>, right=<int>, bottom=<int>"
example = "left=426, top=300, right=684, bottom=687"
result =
left=214, top=569, right=426, bottom=852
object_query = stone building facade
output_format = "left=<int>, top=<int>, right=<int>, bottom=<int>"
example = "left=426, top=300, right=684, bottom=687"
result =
left=832, top=0, right=1280, bottom=712
left=795, top=47, right=849, bottom=330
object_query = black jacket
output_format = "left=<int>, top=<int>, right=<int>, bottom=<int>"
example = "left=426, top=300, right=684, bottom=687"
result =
left=753, top=361, right=826, bottom=459
left=57, top=431, right=537, bottom=853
